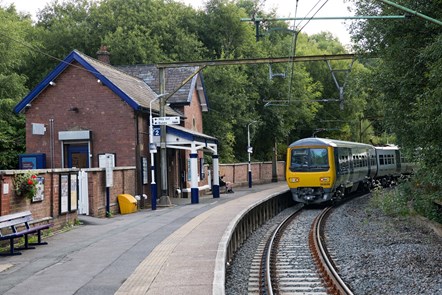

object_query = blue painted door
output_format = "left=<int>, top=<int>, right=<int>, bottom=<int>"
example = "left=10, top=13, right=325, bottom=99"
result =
left=67, top=144, right=89, bottom=168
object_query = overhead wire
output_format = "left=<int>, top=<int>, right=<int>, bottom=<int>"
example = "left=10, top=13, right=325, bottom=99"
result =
left=296, top=0, right=327, bottom=33
left=286, top=0, right=300, bottom=104
left=286, top=0, right=330, bottom=105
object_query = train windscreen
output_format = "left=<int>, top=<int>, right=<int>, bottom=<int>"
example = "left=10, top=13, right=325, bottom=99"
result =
left=290, top=148, right=329, bottom=172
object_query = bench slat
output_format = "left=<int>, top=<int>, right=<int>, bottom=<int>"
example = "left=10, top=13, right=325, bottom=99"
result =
left=0, top=216, right=33, bottom=231
left=0, top=211, right=32, bottom=223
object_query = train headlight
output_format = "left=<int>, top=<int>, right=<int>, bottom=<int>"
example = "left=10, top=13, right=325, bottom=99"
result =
left=320, top=177, right=330, bottom=183
left=289, top=177, right=300, bottom=183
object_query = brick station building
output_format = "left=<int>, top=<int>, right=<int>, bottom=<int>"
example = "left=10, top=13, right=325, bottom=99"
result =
left=13, top=48, right=217, bottom=214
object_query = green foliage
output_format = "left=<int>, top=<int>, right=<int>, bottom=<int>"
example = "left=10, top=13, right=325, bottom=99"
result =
left=202, top=64, right=254, bottom=162
left=0, top=5, right=33, bottom=168
left=351, top=0, right=442, bottom=160
left=371, top=172, right=442, bottom=224
left=94, top=0, right=206, bottom=63
left=0, top=0, right=378, bottom=168
left=198, top=0, right=255, bottom=59
left=371, top=187, right=411, bottom=217
left=350, top=1, right=442, bottom=220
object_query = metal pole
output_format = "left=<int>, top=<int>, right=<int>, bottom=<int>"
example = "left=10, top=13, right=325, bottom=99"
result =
left=377, top=0, right=442, bottom=26
left=49, top=119, right=54, bottom=217
left=149, top=97, right=159, bottom=210
left=106, top=187, right=110, bottom=217
left=272, top=140, right=278, bottom=182
left=148, top=93, right=168, bottom=210
left=247, top=121, right=256, bottom=188
left=158, top=69, right=171, bottom=206
left=241, top=15, right=408, bottom=22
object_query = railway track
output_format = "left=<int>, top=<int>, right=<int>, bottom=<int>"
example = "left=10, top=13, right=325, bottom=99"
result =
left=248, top=206, right=354, bottom=295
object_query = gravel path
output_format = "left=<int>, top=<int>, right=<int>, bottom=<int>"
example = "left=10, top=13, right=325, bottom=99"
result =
left=226, top=195, right=442, bottom=295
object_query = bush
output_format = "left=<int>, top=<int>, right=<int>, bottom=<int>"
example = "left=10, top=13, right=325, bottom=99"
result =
left=371, top=172, right=442, bottom=224
left=371, top=186, right=411, bottom=217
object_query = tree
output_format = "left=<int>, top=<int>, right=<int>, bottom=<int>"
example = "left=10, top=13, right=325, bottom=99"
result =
left=0, top=5, right=36, bottom=168
left=350, top=0, right=442, bottom=191
left=350, top=1, right=442, bottom=152
left=93, top=0, right=206, bottom=63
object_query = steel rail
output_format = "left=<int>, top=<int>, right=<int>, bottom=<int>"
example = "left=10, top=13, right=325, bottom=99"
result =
left=312, top=207, right=354, bottom=295
left=262, top=206, right=303, bottom=294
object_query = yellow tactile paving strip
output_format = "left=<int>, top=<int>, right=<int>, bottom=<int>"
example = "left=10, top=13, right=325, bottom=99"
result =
left=115, top=184, right=288, bottom=295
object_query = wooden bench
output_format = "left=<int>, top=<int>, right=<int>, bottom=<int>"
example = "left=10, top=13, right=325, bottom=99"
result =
left=0, top=211, right=53, bottom=256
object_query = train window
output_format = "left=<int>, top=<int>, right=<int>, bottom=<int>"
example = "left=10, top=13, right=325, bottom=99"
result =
left=338, top=155, right=349, bottom=173
left=310, top=148, right=328, bottom=167
left=379, top=155, right=384, bottom=165
left=290, top=148, right=329, bottom=172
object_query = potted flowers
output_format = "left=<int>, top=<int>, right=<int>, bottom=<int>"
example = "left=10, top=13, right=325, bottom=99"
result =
left=14, top=171, right=38, bottom=200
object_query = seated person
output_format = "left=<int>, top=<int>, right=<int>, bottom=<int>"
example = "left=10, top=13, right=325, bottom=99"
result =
left=219, top=175, right=234, bottom=193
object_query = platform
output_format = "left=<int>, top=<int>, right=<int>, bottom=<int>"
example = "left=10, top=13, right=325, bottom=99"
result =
left=0, top=182, right=288, bottom=295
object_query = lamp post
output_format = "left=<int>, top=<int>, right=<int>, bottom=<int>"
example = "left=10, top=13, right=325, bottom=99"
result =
left=149, top=93, right=168, bottom=210
left=247, top=121, right=257, bottom=188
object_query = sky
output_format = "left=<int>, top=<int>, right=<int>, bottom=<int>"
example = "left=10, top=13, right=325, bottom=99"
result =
left=3, top=0, right=354, bottom=45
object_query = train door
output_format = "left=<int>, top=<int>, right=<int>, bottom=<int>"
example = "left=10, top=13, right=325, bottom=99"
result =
left=395, top=150, right=401, bottom=173
left=336, top=147, right=352, bottom=185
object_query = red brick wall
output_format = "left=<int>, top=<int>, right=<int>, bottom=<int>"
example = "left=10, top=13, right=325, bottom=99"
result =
left=0, top=168, right=137, bottom=227
left=0, top=171, right=77, bottom=230
left=219, top=161, right=286, bottom=187
left=24, top=61, right=140, bottom=168
left=86, top=168, right=136, bottom=217
left=183, top=91, right=204, bottom=133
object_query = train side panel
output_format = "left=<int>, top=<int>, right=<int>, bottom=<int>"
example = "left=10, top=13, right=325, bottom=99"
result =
left=374, top=146, right=415, bottom=186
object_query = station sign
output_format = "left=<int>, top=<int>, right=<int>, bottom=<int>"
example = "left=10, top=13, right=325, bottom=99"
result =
left=153, top=127, right=160, bottom=136
left=153, top=116, right=180, bottom=125
left=149, top=143, right=157, bottom=153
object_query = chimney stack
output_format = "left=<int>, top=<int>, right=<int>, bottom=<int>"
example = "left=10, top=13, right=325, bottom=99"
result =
left=96, top=45, right=110, bottom=64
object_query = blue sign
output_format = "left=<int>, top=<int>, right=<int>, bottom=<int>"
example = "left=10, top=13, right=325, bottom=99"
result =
left=153, top=127, right=161, bottom=136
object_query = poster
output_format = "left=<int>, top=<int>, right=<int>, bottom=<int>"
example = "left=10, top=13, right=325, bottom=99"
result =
left=142, top=157, right=148, bottom=184
left=32, top=176, right=45, bottom=202
left=60, top=174, right=69, bottom=214
left=70, top=174, right=78, bottom=211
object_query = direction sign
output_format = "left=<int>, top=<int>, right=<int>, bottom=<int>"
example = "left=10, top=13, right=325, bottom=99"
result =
left=152, top=116, right=180, bottom=125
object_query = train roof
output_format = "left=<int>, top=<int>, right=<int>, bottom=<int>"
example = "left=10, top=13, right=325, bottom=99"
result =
left=288, top=137, right=374, bottom=149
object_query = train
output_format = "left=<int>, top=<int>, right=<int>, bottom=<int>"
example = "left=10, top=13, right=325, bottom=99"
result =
left=285, top=137, right=415, bottom=204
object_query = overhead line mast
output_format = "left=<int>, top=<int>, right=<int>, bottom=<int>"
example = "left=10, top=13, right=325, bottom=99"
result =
left=156, top=54, right=355, bottom=69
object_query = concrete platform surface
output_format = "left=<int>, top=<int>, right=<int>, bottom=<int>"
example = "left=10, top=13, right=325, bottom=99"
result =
left=0, top=182, right=288, bottom=295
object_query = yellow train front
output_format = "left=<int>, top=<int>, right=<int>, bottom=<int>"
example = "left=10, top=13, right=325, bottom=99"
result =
left=286, top=137, right=376, bottom=204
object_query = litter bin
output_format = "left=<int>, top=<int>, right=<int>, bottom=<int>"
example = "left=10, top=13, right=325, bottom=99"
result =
left=117, top=194, right=138, bottom=214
